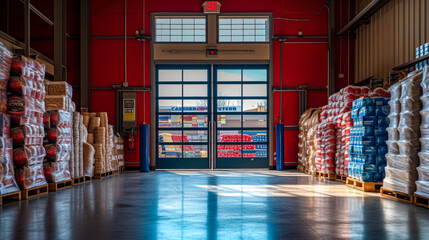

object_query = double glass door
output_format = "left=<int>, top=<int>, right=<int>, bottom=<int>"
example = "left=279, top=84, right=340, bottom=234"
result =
left=156, top=65, right=268, bottom=169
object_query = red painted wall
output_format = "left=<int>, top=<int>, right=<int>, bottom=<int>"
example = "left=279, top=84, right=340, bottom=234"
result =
left=2, top=0, right=355, bottom=168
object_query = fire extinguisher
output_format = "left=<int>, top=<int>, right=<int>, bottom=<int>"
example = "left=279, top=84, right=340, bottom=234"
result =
left=128, top=136, right=135, bottom=150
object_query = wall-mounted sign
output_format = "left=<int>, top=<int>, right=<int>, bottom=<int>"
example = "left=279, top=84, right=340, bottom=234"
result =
left=203, top=1, right=221, bottom=14
left=123, top=99, right=136, bottom=121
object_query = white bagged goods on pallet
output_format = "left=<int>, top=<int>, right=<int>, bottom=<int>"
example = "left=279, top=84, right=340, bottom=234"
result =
left=385, top=70, right=423, bottom=194
left=298, top=108, right=321, bottom=171
left=83, top=142, right=94, bottom=177
left=298, top=109, right=314, bottom=169
left=8, top=56, right=47, bottom=190
left=417, top=66, right=429, bottom=197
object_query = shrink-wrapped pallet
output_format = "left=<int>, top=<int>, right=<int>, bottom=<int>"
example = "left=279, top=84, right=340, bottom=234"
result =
left=298, top=109, right=314, bottom=169
left=417, top=66, right=429, bottom=197
left=384, top=70, right=423, bottom=194
left=88, top=117, right=100, bottom=133
left=8, top=56, right=47, bottom=189
left=83, top=142, right=94, bottom=177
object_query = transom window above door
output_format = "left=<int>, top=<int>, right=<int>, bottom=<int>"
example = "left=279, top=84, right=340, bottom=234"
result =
left=155, top=16, right=207, bottom=43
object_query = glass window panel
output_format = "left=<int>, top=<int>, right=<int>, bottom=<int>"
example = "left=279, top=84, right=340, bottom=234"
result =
left=217, top=100, right=241, bottom=112
left=183, top=131, right=208, bottom=142
left=183, top=84, right=207, bottom=97
left=155, top=17, right=206, bottom=42
left=244, top=36, right=255, bottom=42
left=217, top=115, right=241, bottom=128
left=195, top=36, right=205, bottom=42
left=218, top=130, right=242, bottom=142
left=183, top=19, right=194, bottom=24
left=219, top=30, right=231, bottom=36
left=232, top=36, right=244, bottom=42
left=243, top=69, right=267, bottom=82
left=183, top=100, right=208, bottom=112
left=243, top=100, right=267, bottom=112
left=217, top=144, right=242, bottom=158
left=243, top=144, right=267, bottom=158
left=243, top=115, right=267, bottom=128
left=159, top=131, right=182, bottom=143
left=219, top=19, right=231, bottom=24
left=243, top=130, right=267, bottom=142
left=217, top=69, right=241, bottom=81
left=183, top=115, right=208, bottom=128
left=232, top=19, right=243, bottom=24
left=159, top=145, right=182, bottom=158
left=158, top=115, right=182, bottom=128
left=183, top=36, right=194, bottom=42
left=217, top=84, right=241, bottom=97
left=159, top=100, right=182, bottom=112
left=159, top=70, right=182, bottom=82
left=159, top=84, right=182, bottom=97
left=219, top=17, right=269, bottom=42
left=183, top=145, right=207, bottom=158
left=243, top=84, right=267, bottom=97
left=183, top=70, right=207, bottom=82
left=219, top=36, right=231, bottom=42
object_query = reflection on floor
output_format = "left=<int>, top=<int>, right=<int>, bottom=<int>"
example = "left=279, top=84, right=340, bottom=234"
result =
left=1, top=170, right=428, bottom=240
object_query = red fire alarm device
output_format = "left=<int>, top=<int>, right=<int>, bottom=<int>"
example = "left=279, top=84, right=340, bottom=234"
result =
left=206, top=48, right=218, bottom=57
left=203, top=1, right=221, bottom=14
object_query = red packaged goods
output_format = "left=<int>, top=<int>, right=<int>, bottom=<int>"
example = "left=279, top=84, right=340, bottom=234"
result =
left=43, top=161, right=70, bottom=183
left=361, top=86, right=370, bottom=94
left=0, top=42, right=13, bottom=90
left=49, top=110, right=72, bottom=128
left=10, top=112, right=43, bottom=128
left=342, top=86, right=355, bottom=94
left=0, top=90, right=6, bottom=113
left=43, top=112, right=50, bottom=129
left=11, top=125, right=44, bottom=147
left=15, top=164, right=47, bottom=190
left=0, top=113, right=10, bottom=136
left=47, top=127, right=72, bottom=143
left=10, top=56, right=46, bottom=80
left=13, top=145, right=45, bottom=168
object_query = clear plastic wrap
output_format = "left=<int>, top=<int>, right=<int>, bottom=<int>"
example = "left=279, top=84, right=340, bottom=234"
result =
left=388, top=113, right=400, bottom=128
left=397, top=139, right=420, bottom=156
left=43, top=161, right=70, bottom=183
left=399, top=111, right=422, bottom=127
left=418, top=151, right=429, bottom=166
left=386, top=140, right=399, bottom=154
left=13, top=145, right=46, bottom=168
left=383, top=176, right=416, bottom=194
left=415, top=180, right=429, bottom=197
left=389, top=81, right=402, bottom=101
left=385, top=153, right=419, bottom=171
left=397, top=126, right=420, bottom=140
left=83, top=142, right=94, bottom=177
left=44, top=142, right=72, bottom=163
left=15, top=164, right=47, bottom=190
left=0, top=42, right=13, bottom=89
left=400, top=72, right=423, bottom=99
left=420, top=66, right=429, bottom=92
left=388, top=100, right=401, bottom=113
left=417, top=166, right=429, bottom=181
left=0, top=137, right=20, bottom=195
left=386, top=127, right=399, bottom=141
left=46, top=81, right=73, bottom=98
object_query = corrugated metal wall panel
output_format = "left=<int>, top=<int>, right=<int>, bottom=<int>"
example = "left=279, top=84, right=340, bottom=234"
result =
left=355, top=0, right=429, bottom=82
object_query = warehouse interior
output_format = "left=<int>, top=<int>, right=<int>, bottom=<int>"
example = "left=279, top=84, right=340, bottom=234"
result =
left=0, top=0, right=429, bottom=239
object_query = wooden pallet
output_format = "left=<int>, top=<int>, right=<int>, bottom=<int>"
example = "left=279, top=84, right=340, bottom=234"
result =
left=320, top=172, right=336, bottom=181
left=48, top=179, right=73, bottom=192
left=94, top=171, right=115, bottom=179
left=414, top=194, right=429, bottom=209
left=119, top=166, right=125, bottom=173
left=380, top=187, right=414, bottom=204
left=72, top=177, right=85, bottom=186
left=0, top=191, right=21, bottom=205
left=314, top=171, right=321, bottom=177
left=84, top=176, right=92, bottom=182
left=346, top=178, right=382, bottom=192
left=18, top=185, right=49, bottom=200
left=335, top=175, right=347, bottom=183
left=297, top=166, right=305, bottom=172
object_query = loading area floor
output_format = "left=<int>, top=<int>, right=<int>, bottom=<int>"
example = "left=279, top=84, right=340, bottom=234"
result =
left=1, top=170, right=428, bottom=240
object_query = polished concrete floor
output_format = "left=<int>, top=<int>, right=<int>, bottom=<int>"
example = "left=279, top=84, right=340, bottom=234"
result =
left=1, top=170, right=429, bottom=240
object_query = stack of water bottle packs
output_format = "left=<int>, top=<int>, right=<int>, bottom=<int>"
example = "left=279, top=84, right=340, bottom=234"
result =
left=416, top=66, right=429, bottom=198
left=384, top=70, right=423, bottom=194
left=348, top=97, right=390, bottom=182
